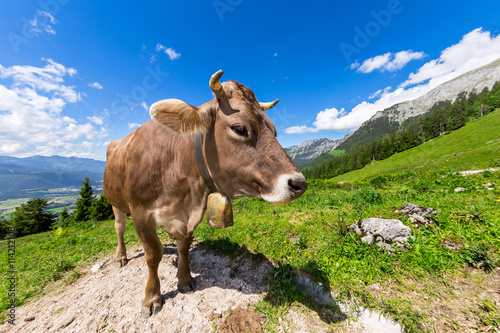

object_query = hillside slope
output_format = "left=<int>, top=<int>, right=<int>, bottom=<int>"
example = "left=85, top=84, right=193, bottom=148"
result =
left=333, top=109, right=500, bottom=182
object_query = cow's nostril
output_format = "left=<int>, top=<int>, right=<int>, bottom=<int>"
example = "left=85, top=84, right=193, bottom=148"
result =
left=288, top=178, right=307, bottom=194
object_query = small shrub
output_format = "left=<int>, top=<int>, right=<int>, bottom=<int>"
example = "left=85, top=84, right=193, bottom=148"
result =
left=352, top=186, right=384, bottom=205
left=482, top=170, right=492, bottom=178
left=461, top=242, right=499, bottom=272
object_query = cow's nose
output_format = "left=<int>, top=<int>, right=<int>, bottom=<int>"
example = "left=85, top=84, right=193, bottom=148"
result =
left=288, top=176, right=307, bottom=196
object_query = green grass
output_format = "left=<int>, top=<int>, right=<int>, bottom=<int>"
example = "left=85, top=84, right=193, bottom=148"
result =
left=327, top=149, right=346, bottom=157
left=3, top=170, right=499, bottom=331
left=195, top=169, right=500, bottom=331
left=334, top=109, right=500, bottom=182
left=2, top=112, right=499, bottom=331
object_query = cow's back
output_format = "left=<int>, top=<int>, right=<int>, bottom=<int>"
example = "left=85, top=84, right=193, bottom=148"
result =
left=103, top=120, right=195, bottom=214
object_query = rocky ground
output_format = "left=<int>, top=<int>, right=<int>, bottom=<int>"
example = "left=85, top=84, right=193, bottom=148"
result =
left=1, top=243, right=375, bottom=333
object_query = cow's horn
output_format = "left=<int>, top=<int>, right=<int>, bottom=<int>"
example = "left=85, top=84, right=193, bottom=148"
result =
left=209, top=70, right=226, bottom=98
left=259, top=99, right=279, bottom=111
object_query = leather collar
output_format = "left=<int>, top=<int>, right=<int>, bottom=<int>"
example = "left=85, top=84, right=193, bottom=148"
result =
left=194, top=132, right=217, bottom=192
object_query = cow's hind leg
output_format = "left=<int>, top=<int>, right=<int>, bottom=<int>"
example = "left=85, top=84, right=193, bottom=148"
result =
left=177, top=236, right=196, bottom=293
left=113, top=206, right=128, bottom=267
left=134, top=218, right=163, bottom=317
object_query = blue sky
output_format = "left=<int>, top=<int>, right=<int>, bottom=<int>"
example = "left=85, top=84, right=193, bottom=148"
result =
left=1, top=0, right=500, bottom=160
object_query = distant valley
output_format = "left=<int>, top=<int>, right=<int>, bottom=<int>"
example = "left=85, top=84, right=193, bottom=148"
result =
left=0, top=156, right=105, bottom=215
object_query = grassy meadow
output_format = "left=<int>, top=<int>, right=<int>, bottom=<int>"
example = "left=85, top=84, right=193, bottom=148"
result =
left=335, top=109, right=500, bottom=182
left=196, top=170, right=500, bottom=331
left=1, top=111, right=499, bottom=331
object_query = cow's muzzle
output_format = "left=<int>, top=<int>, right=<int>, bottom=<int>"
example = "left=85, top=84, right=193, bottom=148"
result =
left=261, top=173, right=307, bottom=204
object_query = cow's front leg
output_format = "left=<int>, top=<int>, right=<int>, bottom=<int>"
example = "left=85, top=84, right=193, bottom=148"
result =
left=135, top=223, right=163, bottom=317
left=177, top=236, right=196, bottom=293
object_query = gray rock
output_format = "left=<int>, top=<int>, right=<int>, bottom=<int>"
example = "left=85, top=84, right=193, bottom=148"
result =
left=396, top=203, right=438, bottom=227
left=347, top=218, right=413, bottom=253
left=454, top=187, right=466, bottom=192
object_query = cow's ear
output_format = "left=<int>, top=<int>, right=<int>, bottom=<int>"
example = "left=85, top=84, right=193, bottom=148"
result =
left=150, top=99, right=214, bottom=134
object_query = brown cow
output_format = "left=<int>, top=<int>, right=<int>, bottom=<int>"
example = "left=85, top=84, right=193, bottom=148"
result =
left=103, top=70, right=307, bottom=317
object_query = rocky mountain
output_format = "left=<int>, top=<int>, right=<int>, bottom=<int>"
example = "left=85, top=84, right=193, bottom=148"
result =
left=371, top=58, right=500, bottom=123
left=284, top=138, right=344, bottom=169
left=291, top=58, right=500, bottom=169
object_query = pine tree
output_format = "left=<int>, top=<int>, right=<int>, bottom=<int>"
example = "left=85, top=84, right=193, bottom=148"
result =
left=52, top=206, right=72, bottom=228
left=73, top=177, right=95, bottom=222
left=9, top=199, right=57, bottom=236
left=488, top=81, right=500, bottom=109
left=0, top=216, right=10, bottom=239
left=90, top=193, right=115, bottom=221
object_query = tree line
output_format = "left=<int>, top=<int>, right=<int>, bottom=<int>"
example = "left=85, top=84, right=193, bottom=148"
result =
left=303, top=82, right=500, bottom=179
left=0, top=177, right=114, bottom=238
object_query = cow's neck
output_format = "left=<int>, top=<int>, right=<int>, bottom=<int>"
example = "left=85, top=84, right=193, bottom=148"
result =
left=193, top=132, right=217, bottom=192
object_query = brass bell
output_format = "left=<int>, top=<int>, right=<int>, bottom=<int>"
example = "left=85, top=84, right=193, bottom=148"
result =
left=206, top=192, right=233, bottom=229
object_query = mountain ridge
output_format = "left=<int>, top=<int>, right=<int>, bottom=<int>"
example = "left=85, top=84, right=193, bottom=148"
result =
left=291, top=57, right=500, bottom=169
left=0, top=155, right=106, bottom=175
left=284, top=137, right=344, bottom=169
left=370, top=57, right=500, bottom=124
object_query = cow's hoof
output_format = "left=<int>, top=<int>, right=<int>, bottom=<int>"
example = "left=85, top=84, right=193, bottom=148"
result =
left=116, top=257, right=128, bottom=268
left=178, top=276, right=196, bottom=293
left=141, top=301, right=163, bottom=317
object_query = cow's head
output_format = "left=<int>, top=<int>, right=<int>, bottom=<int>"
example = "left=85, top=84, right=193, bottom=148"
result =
left=150, top=70, right=307, bottom=204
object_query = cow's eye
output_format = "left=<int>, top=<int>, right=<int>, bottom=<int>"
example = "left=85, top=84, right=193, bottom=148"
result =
left=231, top=125, right=249, bottom=137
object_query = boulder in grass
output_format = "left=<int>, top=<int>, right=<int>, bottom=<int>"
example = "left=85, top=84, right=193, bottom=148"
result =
left=347, top=218, right=414, bottom=253
left=396, top=203, right=438, bottom=227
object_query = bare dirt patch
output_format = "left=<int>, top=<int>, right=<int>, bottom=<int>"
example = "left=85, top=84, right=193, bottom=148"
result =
left=220, top=308, right=262, bottom=333
left=1, top=243, right=358, bottom=333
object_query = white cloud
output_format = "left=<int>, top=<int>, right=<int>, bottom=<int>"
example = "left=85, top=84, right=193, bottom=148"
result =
left=0, top=59, right=106, bottom=158
left=87, top=115, right=104, bottom=125
left=401, top=28, right=500, bottom=88
left=88, top=81, right=103, bottom=89
left=128, top=123, right=141, bottom=129
left=29, top=10, right=57, bottom=36
left=81, top=141, right=96, bottom=150
left=0, top=58, right=80, bottom=103
left=368, top=89, right=382, bottom=100
left=353, top=50, right=426, bottom=73
left=357, top=53, right=392, bottom=73
left=385, top=50, right=426, bottom=72
left=284, top=107, right=362, bottom=133
left=369, top=86, right=391, bottom=100
left=140, top=101, right=148, bottom=111
left=284, top=125, right=315, bottom=134
left=285, top=28, right=500, bottom=133
left=156, top=43, right=181, bottom=61
left=274, top=53, right=278, bottom=57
